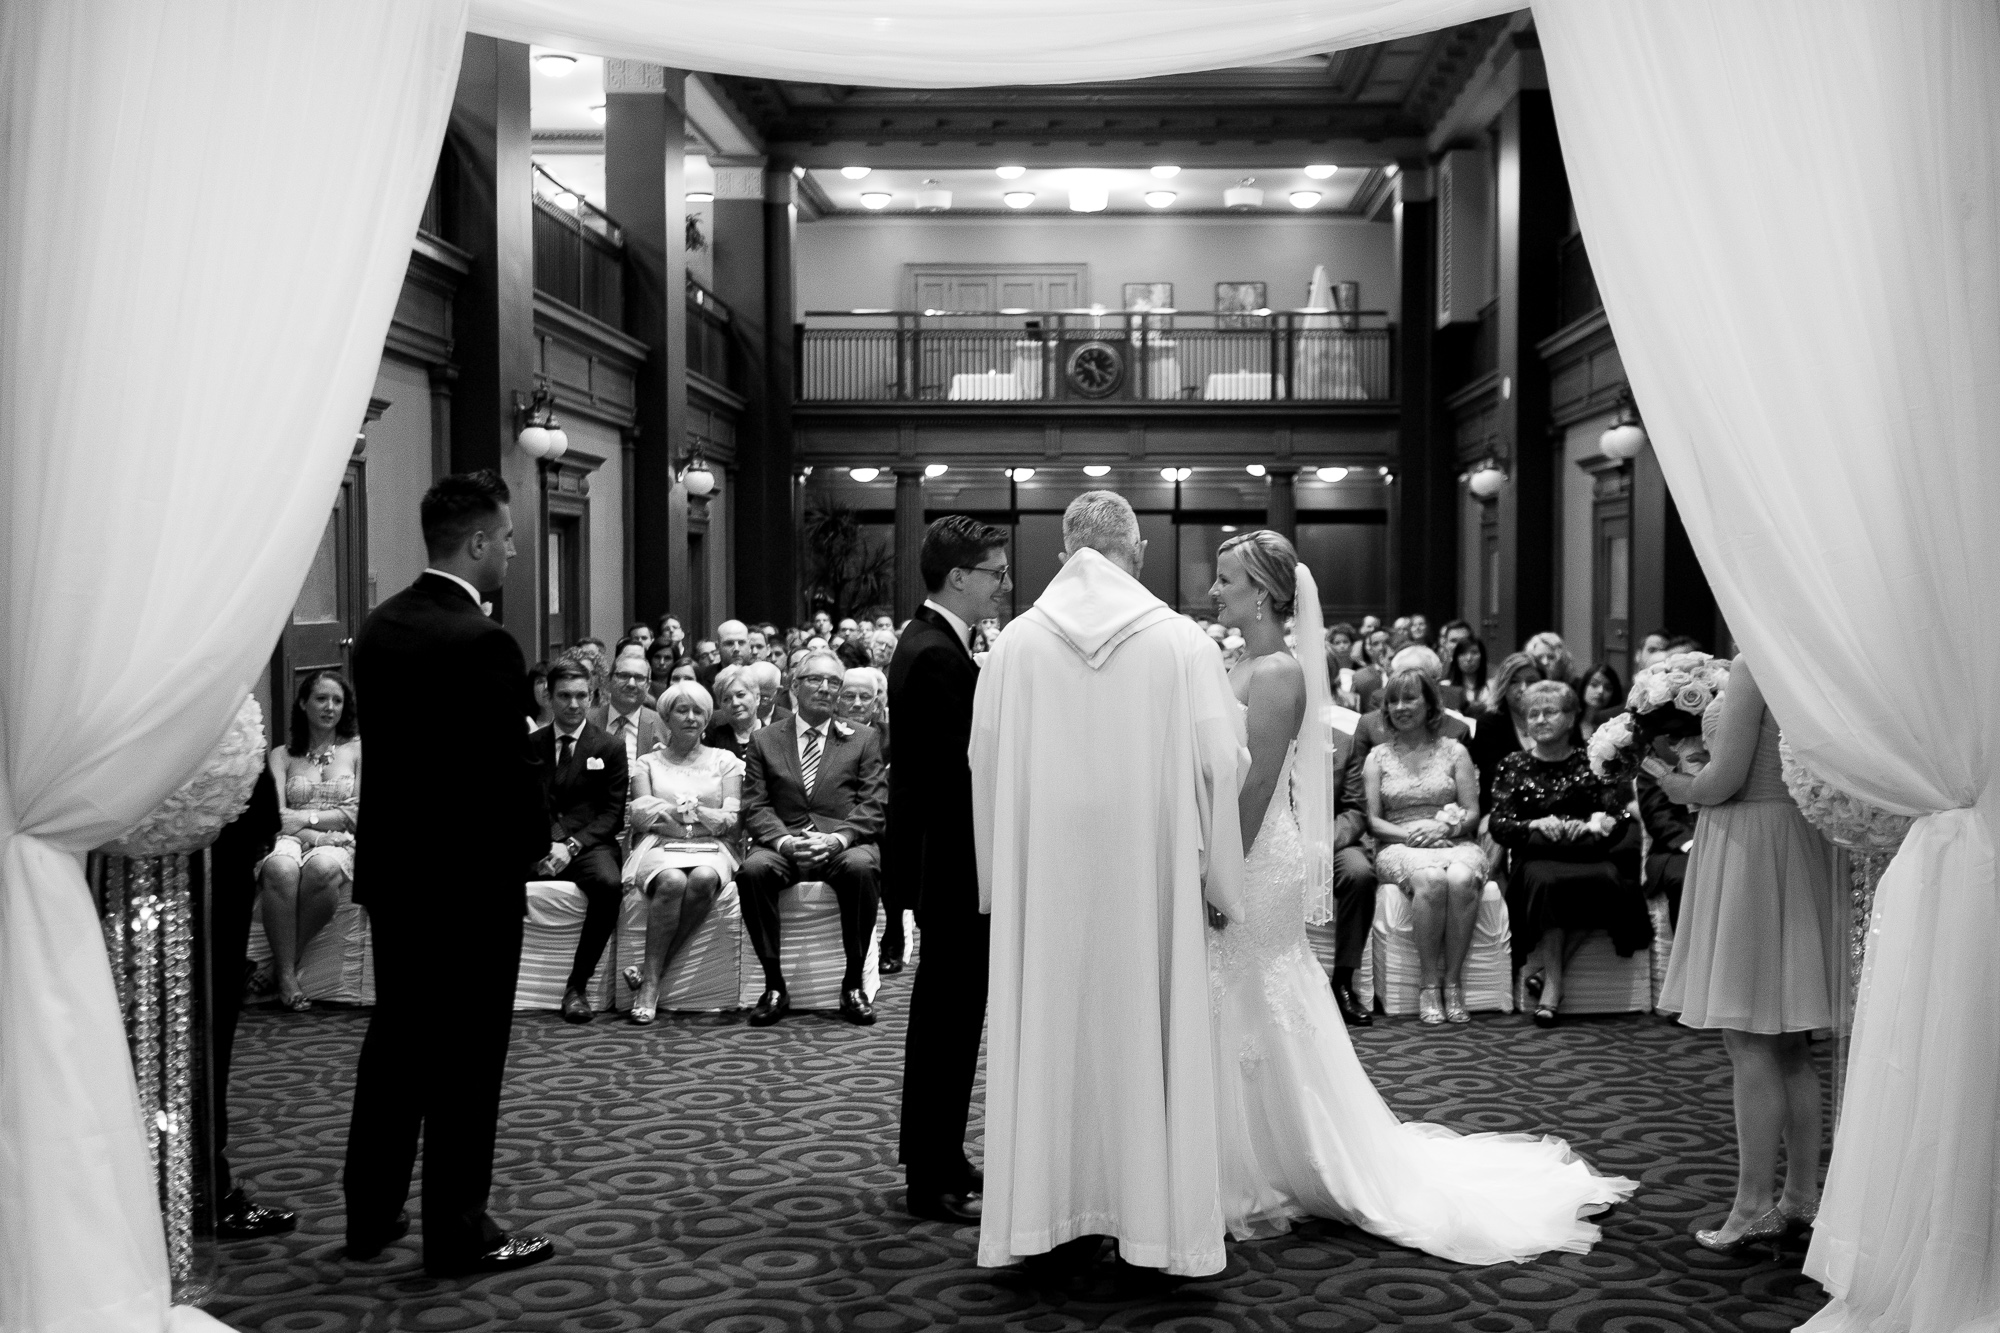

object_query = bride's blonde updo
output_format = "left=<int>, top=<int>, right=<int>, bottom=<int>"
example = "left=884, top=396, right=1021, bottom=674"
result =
left=1218, top=529, right=1299, bottom=618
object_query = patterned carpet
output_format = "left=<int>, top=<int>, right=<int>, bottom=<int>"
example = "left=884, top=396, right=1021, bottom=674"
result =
left=209, top=977, right=1834, bottom=1332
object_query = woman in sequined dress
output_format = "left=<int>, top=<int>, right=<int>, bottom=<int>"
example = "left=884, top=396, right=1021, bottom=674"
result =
left=1205, top=532, right=1635, bottom=1263
left=258, top=670, right=361, bottom=1011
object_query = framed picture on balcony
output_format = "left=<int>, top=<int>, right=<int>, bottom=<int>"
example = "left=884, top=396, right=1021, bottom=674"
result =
left=1122, top=282, right=1173, bottom=312
left=1215, top=281, right=1268, bottom=329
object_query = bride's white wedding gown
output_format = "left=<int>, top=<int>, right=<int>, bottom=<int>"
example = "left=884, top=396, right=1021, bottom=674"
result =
left=1209, top=739, right=1640, bottom=1264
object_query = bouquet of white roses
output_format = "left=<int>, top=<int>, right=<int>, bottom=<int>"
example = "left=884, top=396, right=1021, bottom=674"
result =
left=1587, top=652, right=1731, bottom=781
left=1779, top=739, right=1915, bottom=852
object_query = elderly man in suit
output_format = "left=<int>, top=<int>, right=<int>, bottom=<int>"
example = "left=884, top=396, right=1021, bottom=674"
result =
left=738, top=647, right=889, bottom=1026
left=888, top=515, right=1011, bottom=1224
left=592, top=642, right=669, bottom=770
left=534, top=659, right=629, bottom=1024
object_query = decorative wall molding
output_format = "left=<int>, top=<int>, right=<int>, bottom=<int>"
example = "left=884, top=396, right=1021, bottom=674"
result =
left=1537, top=309, right=1628, bottom=429
left=604, top=59, right=670, bottom=93
left=1576, top=450, right=1633, bottom=502
left=1447, top=370, right=1504, bottom=466
left=532, top=293, right=648, bottom=431
left=384, top=234, right=472, bottom=370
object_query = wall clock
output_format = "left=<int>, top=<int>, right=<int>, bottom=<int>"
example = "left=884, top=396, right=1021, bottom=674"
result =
left=1065, top=340, right=1125, bottom=399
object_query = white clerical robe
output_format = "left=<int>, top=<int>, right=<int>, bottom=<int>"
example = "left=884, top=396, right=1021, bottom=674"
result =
left=972, top=547, right=1248, bottom=1276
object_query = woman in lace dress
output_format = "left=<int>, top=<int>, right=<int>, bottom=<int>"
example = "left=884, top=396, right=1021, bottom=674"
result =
left=622, top=681, right=741, bottom=1024
left=1365, top=670, right=1487, bottom=1025
left=1206, top=532, right=1636, bottom=1261
left=258, top=670, right=361, bottom=1011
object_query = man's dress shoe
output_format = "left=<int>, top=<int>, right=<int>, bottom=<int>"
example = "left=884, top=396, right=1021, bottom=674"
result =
left=879, top=956, right=906, bottom=976
left=1022, top=1234, right=1107, bottom=1280
left=748, top=989, right=790, bottom=1026
left=1333, top=980, right=1373, bottom=1027
left=560, top=988, right=594, bottom=1024
left=908, top=1189, right=981, bottom=1223
left=217, top=1187, right=297, bottom=1240
left=424, top=1230, right=556, bottom=1278
left=344, top=1210, right=411, bottom=1260
left=839, top=988, right=877, bottom=1025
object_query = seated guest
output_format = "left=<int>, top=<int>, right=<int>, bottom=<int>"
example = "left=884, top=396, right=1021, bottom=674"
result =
left=1364, top=669, right=1486, bottom=1026
left=838, top=666, right=889, bottom=762
left=646, top=637, right=680, bottom=703
left=1387, top=645, right=1464, bottom=711
left=622, top=681, right=741, bottom=1024
left=1404, top=612, right=1431, bottom=649
left=738, top=648, right=889, bottom=1028
left=692, top=638, right=721, bottom=672
left=699, top=620, right=752, bottom=689
left=625, top=622, right=655, bottom=651
left=534, top=662, right=629, bottom=1024
left=835, top=636, right=871, bottom=671
left=572, top=636, right=610, bottom=705
left=1447, top=635, right=1494, bottom=714
left=867, top=628, right=898, bottom=669
left=748, top=659, right=788, bottom=723
left=705, top=664, right=762, bottom=760
left=1524, top=631, right=1576, bottom=690
left=811, top=609, right=834, bottom=639
left=1350, top=625, right=1395, bottom=709
left=656, top=614, right=687, bottom=658
left=1327, top=715, right=1378, bottom=1027
left=528, top=660, right=554, bottom=729
left=1638, top=747, right=1701, bottom=929
left=259, top=670, right=361, bottom=1011
left=873, top=612, right=896, bottom=632
left=593, top=644, right=668, bottom=768
left=1326, top=622, right=1359, bottom=706
left=1490, top=681, right=1651, bottom=1028
left=1635, top=629, right=1672, bottom=672
left=1577, top=663, right=1625, bottom=740
left=1466, top=652, right=1548, bottom=811
left=1438, top=618, right=1474, bottom=662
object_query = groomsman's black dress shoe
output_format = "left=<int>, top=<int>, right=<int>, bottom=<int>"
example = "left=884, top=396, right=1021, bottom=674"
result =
left=560, top=988, right=594, bottom=1024
left=840, top=988, right=877, bottom=1025
left=424, top=1230, right=556, bottom=1278
left=908, top=1189, right=982, bottom=1223
left=1022, top=1234, right=1107, bottom=1281
left=216, top=1187, right=297, bottom=1239
left=1332, top=980, right=1373, bottom=1027
left=343, top=1210, right=411, bottom=1260
left=879, top=956, right=906, bottom=976
left=748, top=989, right=790, bottom=1026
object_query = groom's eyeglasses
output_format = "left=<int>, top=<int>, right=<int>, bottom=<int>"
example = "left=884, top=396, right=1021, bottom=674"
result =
left=959, top=562, right=1012, bottom=584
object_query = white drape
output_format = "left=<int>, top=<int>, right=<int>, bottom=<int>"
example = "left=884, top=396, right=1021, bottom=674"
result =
left=0, top=2, right=465, bottom=1330
left=1537, top=4, right=2000, bottom=1330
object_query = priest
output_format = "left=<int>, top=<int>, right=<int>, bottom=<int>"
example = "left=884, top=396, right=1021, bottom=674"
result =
left=971, top=490, right=1248, bottom=1280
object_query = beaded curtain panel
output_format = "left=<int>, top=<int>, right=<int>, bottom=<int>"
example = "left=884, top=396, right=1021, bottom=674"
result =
left=210, top=986, right=1831, bottom=1331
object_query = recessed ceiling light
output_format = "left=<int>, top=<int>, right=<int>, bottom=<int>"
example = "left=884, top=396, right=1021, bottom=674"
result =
left=1083, top=465, right=1111, bottom=477
left=535, top=53, right=578, bottom=77
left=685, top=191, right=713, bottom=203
left=848, top=467, right=881, bottom=483
left=1290, top=190, right=1322, bottom=209
left=841, top=166, right=872, bottom=180
left=1224, top=179, right=1264, bottom=210
left=1007, top=467, right=1036, bottom=481
left=1317, top=466, right=1349, bottom=483
left=1144, top=190, right=1177, bottom=209
left=1304, top=164, right=1338, bottom=179
left=1068, top=174, right=1108, bottom=213
left=1221, top=525, right=1238, bottom=533
left=925, top=464, right=949, bottom=478
left=1245, top=464, right=1267, bottom=477
left=859, top=192, right=892, bottom=210
left=589, top=103, right=606, bottom=126
left=1150, top=165, right=1180, bottom=179
left=995, top=165, right=1026, bottom=180
left=1003, top=191, right=1036, bottom=209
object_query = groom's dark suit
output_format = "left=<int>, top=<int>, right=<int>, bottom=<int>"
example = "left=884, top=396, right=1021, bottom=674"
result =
left=346, top=572, right=546, bottom=1269
left=886, top=605, right=987, bottom=1203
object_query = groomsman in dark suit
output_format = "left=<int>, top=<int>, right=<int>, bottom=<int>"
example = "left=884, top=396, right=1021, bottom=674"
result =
left=1326, top=722, right=1378, bottom=1027
left=533, top=660, right=629, bottom=1022
left=888, top=515, right=1012, bottom=1224
left=738, top=648, right=888, bottom=1026
left=345, top=470, right=553, bottom=1278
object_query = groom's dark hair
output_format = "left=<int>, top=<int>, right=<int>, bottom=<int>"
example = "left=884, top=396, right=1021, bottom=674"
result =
left=421, top=469, right=511, bottom=558
left=920, top=514, right=1011, bottom=593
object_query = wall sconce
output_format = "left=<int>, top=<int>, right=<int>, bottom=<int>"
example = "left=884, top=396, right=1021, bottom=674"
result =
left=678, top=447, right=716, bottom=497
left=1599, top=394, right=1649, bottom=461
left=514, top=386, right=568, bottom=460
left=1465, top=459, right=1507, bottom=498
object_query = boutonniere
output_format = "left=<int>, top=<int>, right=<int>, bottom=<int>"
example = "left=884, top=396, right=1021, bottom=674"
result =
left=832, top=721, right=854, bottom=739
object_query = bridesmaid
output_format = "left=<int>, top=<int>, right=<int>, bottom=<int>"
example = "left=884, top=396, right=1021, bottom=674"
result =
left=1647, top=656, right=1844, bottom=1250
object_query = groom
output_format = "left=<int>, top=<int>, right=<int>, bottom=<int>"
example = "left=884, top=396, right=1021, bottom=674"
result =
left=970, top=491, right=1248, bottom=1281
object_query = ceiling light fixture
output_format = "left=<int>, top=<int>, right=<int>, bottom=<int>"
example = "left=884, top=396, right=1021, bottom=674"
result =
left=1003, top=191, right=1036, bottom=209
left=1290, top=190, right=1322, bottom=209
left=552, top=191, right=580, bottom=211
left=1161, top=466, right=1193, bottom=482
left=841, top=166, right=871, bottom=179
left=859, top=192, right=892, bottom=210
left=589, top=103, right=606, bottom=126
left=1245, top=464, right=1267, bottom=477
left=916, top=181, right=952, bottom=211
left=1007, top=467, right=1036, bottom=482
left=925, top=463, right=949, bottom=478
left=535, top=53, right=578, bottom=77
left=1144, top=190, right=1177, bottom=209
left=1467, top=461, right=1507, bottom=498
left=1068, top=174, right=1109, bottom=213
left=848, top=467, right=881, bottom=483
left=1224, top=178, right=1264, bottom=210
left=995, top=165, right=1026, bottom=179
left=685, top=191, right=713, bottom=203
left=1082, top=465, right=1111, bottom=477
left=1150, top=165, right=1180, bottom=179
left=1384, top=163, right=1400, bottom=178
left=1304, top=163, right=1338, bottom=179
left=1316, top=466, right=1348, bottom=483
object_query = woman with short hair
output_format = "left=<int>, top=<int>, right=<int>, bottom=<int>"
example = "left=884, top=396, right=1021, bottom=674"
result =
left=621, top=680, right=741, bottom=1024
left=704, top=664, right=762, bottom=761
left=259, top=671, right=362, bottom=1011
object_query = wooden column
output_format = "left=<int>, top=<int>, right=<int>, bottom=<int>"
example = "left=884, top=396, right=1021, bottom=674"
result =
left=1394, top=172, right=1457, bottom=623
left=893, top=467, right=927, bottom=621
left=1265, top=467, right=1298, bottom=543
left=1492, top=87, right=1568, bottom=652
left=1631, top=443, right=1718, bottom=649
left=603, top=60, right=688, bottom=626
left=441, top=34, right=538, bottom=660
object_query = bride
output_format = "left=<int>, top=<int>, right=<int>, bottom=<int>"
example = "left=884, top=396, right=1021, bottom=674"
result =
left=1206, top=530, right=1637, bottom=1263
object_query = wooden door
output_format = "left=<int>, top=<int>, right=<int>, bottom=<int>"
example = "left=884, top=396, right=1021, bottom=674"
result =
left=1596, top=509, right=1632, bottom=671
left=544, top=514, right=582, bottom=661
left=273, top=457, right=366, bottom=749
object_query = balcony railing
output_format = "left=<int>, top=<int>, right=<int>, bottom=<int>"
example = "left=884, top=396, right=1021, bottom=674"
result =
left=687, top=278, right=733, bottom=388
left=532, top=164, right=624, bottom=327
left=798, top=309, right=1395, bottom=404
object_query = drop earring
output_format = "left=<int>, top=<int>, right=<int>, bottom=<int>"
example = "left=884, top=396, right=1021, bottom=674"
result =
left=1256, top=595, right=1265, bottom=621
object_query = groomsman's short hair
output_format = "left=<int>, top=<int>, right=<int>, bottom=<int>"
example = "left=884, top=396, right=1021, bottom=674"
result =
left=1062, top=491, right=1142, bottom=563
left=920, top=515, right=1011, bottom=593
left=546, top=659, right=592, bottom=691
left=420, top=469, right=510, bottom=557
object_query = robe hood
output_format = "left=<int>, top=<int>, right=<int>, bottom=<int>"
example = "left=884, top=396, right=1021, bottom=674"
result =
left=1028, top=547, right=1179, bottom=670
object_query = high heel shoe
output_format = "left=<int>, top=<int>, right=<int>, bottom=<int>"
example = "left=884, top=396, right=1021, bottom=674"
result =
left=1442, top=985, right=1471, bottom=1024
left=1417, top=987, right=1446, bottom=1025
left=1693, top=1205, right=1789, bottom=1253
left=630, top=982, right=658, bottom=1026
left=1779, top=1198, right=1819, bottom=1236
left=622, top=965, right=644, bottom=992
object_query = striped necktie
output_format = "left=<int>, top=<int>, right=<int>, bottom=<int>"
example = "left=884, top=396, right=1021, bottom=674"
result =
left=800, top=725, right=823, bottom=796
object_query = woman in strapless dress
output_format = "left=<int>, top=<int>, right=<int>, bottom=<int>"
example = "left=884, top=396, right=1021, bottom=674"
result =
left=1649, top=656, right=1844, bottom=1251
left=259, top=670, right=361, bottom=1011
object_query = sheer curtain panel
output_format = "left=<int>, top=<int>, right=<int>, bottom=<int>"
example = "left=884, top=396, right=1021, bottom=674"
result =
left=1537, top=4, right=2000, bottom=1330
left=0, top=2, right=466, bottom=1330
